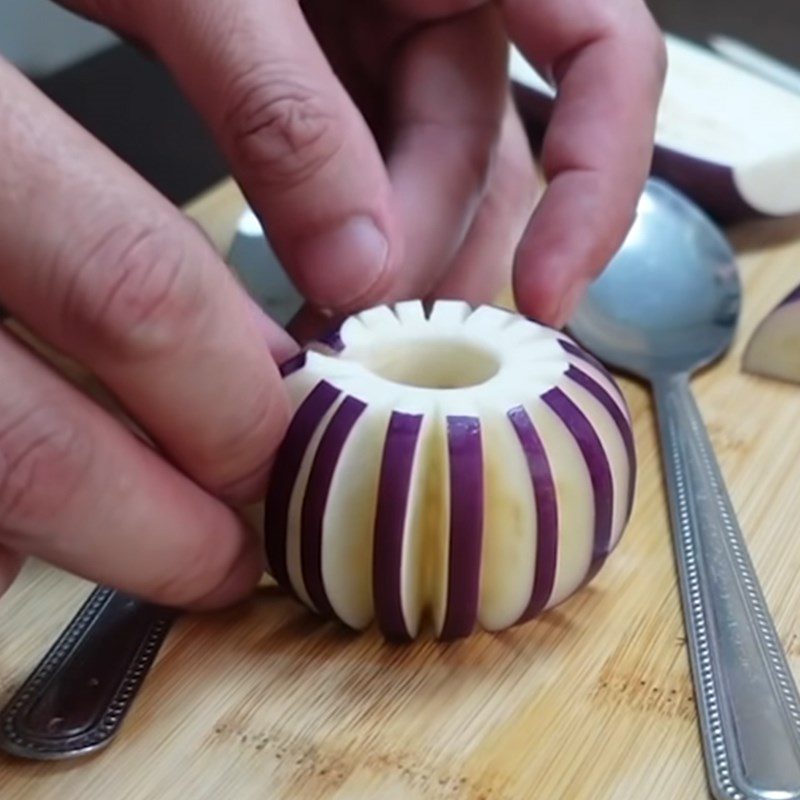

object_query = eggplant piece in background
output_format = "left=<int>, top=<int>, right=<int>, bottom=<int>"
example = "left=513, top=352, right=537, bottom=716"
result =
left=510, top=34, right=800, bottom=223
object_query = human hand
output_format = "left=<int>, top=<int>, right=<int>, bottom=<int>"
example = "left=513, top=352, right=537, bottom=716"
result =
left=0, top=28, right=299, bottom=606
left=0, top=0, right=664, bottom=605
left=295, top=0, right=666, bottom=321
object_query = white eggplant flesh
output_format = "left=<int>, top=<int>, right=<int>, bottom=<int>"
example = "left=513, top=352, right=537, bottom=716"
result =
left=265, top=301, right=637, bottom=640
left=743, top=287, right=800, bottom=384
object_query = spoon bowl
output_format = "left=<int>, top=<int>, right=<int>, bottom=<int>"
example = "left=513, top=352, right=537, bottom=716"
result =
left=569, top=179, right=741, bottom=378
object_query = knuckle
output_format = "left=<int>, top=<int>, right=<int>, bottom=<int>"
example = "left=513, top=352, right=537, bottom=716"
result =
left=60, top=222, right=203, bottom=362
left=0, top=407, right=91, bottom=530
left=223, top=70, right=344, bottom=187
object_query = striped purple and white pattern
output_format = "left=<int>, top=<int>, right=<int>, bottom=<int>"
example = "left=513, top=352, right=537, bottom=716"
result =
left=265, top=301, right=636, bottom=640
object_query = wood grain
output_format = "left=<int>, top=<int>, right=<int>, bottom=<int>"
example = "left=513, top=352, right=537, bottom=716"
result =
left=2, top=180, right=800, bottom=799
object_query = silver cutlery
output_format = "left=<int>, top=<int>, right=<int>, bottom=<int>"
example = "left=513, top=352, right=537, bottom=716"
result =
left=568, top=178, right=800, bottom=800
left=0, top=587, right=175, bottom=759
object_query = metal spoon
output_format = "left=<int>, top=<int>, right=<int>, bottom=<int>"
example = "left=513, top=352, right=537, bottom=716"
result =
left=568, top=178, right=800, bottom=800
left=0, top=586, right=176, bottom=759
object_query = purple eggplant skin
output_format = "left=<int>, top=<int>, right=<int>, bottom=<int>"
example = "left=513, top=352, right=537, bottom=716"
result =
left=373, top=412, right=424, bottom=642
left=300, top=396, right=367, bottom=620
left=439, top=416, right=484, bottom=641
left=543, top=388, right=614, bottom=584
left=264, top=381, right=340, bottom=593
left=507, top=406, right=558, bottom=622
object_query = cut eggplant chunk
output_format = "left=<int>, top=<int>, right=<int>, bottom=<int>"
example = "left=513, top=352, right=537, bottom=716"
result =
left=265, top=300, right=637, bottom=640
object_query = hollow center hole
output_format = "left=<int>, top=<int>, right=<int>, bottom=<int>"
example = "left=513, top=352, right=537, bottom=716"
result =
left=362, top=338, right=500, bottom=389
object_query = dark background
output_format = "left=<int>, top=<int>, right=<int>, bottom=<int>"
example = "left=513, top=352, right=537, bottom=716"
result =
left=32, top=1, right=800, bottom=207
left=648, top=0, right=800, bottom=68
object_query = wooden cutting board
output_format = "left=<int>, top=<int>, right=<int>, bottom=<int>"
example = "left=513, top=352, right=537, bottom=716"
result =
left=3, top=180, right=800, bottom=800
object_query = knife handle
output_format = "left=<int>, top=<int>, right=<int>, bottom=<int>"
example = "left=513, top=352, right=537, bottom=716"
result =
left=0, top=586, right=176, bottom=760
left=654, top=372, right=800, bottom=800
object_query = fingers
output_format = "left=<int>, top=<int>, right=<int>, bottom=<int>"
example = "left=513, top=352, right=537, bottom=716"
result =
left=0, top=546, right=23, bottom=598
left=0, top=329, right=262, bottom=608
left=124, top=0, right=396, bottom=313
left=291, top=95, right=537, bottom=321
left=56, top=0, right=663, bottom=334
left=387, top=3, right=508, bottom=299
left=289, top=100, right=536, bottom=338
left=502, top=0, right=666, bottom=324
left=0, top=57, right=290, bottom=501
left=429, top=98, right=539, bottom=305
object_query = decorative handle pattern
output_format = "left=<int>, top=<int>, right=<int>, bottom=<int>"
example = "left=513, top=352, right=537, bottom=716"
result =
left=0, top=586, right=176, bottom=760
left=654, top=371, right=800, bottom=800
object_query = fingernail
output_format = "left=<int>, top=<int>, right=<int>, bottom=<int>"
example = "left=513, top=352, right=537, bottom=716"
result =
left=295, top=215, right=389, bottom=309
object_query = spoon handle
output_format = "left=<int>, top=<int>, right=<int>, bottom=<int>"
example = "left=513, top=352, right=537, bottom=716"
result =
left=653, top=371, right=800, bottom=800
left=0, top=586, right=176, bottom=760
